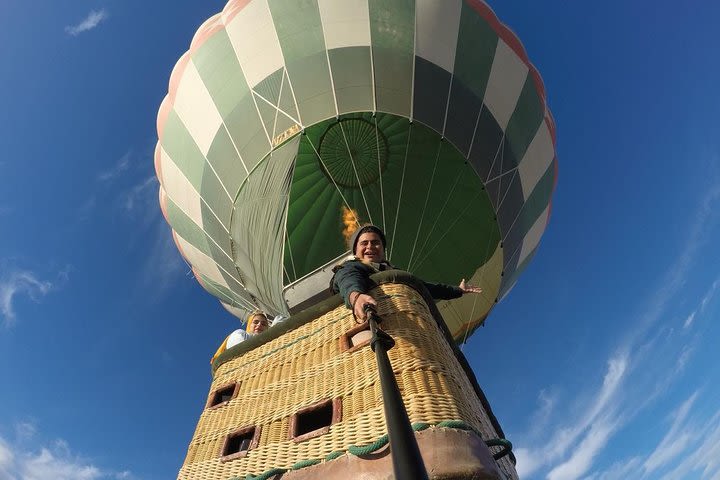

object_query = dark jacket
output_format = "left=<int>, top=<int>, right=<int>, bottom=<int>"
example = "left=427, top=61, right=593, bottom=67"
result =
left=330, top=259, right=463, bottom=308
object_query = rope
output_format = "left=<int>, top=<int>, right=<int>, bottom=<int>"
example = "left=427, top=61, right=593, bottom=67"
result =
left=291, top=459, right=321, bottom=469
left=347, top=433, right=389, bottom=455
left=227, top=420, right=511, bottom=480
left=242, top=468, right=286, bottom=480
left=325, top=451, right=345, bottom=461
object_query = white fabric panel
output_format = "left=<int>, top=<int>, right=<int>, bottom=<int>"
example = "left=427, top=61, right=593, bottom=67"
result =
left=221, top=301, right=248, bottom=319
left=159, top=146, right=204, bottom=228
left=415, top=0, right=461, bottom=73
left=317, top=0, right=371, bottom=49
left=226, top=0, right=285, bottom=88
left=173, top=61, right=223, bottom=155
left=518, top=205, right=549, bottom=266
left=519, top=122, right=554, bottom=199
left=484, top=39, right=528, bottom=130
left=175, top=233, right=229, bottom=288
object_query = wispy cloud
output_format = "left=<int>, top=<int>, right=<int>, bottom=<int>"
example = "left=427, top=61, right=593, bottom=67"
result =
left=121, top=176, right=157, bottom=216
left=683, top=311, right=696, bottom=329
left=14, top=421, right=37, bottom=441
left=515, top=183, right=720, bottom=479
left=584, top=456, right=644, bottom=480
left=643, top=392, right=699, bottom=474
left=515, top=353, right=629, bottom=478
left=0, top=270, right=54, bottom=326
left=658, top=407, right=720, bottom=480
left=587, top=392, right=720, bottom=480
left=98, top=152, right=131, bottom=182
left=138, top=221, right=186, bottom=299
left=65, top=10, right=108, bottom=36
left=699, top=278, right=720, bottom=314
left=547, top=415, right=619, bottom=480
left=682, top=277, right=719, bottom=330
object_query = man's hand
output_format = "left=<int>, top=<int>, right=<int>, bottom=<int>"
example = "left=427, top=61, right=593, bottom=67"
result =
left=350, top=292, right=377, bottom=320
left=459, top=278, right=483, bottom=294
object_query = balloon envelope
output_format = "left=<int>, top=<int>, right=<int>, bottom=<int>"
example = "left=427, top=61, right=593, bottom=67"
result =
left=156, top=0, right=557, bottom=341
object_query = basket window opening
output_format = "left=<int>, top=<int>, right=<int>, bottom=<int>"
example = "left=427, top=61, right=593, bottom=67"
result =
left=296, top=402, right=332, bottom=437
left=222, top=427, right=256, bottom=458
left=208, top=383, right=237, bottom=408
left=290, top=398, right=342, bottom=442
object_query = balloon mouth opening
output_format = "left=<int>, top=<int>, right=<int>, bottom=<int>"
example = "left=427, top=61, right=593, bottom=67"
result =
left=317, top=118, right=389, bottom=189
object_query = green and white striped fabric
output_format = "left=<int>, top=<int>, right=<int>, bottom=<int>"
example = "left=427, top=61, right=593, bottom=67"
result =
left=156, top=0, right=557, bottom=342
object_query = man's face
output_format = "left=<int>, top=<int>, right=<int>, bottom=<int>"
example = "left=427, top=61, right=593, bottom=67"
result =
left=356, top=232, right=385, bottom=263
left=249, top=314, right=269, bottom=334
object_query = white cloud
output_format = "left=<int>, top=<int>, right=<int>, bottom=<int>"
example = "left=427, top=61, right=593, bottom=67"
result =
left=514, top=184, right=720, bottom=480
left=21, top=448, right=101, bottom=480
left=643, top=392, right=699, bottom=474
left=584, top=456, right=644, bottom=480
left=65, top=10, right=108, bottom=36
left=0, top=270, right=54, bottom=326
left=0, top=430, right=133, bottom=480
left=515, top=353, right=628, bottom=479
left=14, top=421, right=37, bottom=441
left=122, top=176, right=157, bottom=215
left=658, top=408, right=720, bottom=480
left=138, top=221, right=186, bottom=299
left=0, top=437, right=15, bottom=479
left=683, top=311, right=696, bottom=329
left=99, top=152, right=131, bottom=182
left=547, top=415, right=619, bottom=480
left=699, top=279, right=719, bottom=314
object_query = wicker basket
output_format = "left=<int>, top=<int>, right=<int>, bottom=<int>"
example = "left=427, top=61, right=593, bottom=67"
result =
left=179, top=275, right=518, bottom=480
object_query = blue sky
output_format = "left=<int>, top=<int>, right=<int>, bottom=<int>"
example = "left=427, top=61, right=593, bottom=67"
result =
left=1, top=1, right=719, bottom=479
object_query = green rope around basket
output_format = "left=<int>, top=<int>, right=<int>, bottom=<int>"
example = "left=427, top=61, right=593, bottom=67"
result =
left=231, top=420, right=512, bottom=480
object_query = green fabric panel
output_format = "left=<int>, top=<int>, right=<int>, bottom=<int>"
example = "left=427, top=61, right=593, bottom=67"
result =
left=254, top=93, right=278, bottom=139
left=289, top=53, right=337, bottom=125
left=205, top=126, right=247, bottom=199
left=328, top=47, right=374, bottom=114
left=253, top=68, right=284, bottom=105
left=380, top=125, right=497, bottom=283
left=499, top=245, right=537, bottom=298
left=198, top=200, right=228, bottom=249
left=167, top=198, right=237, bottom=289
left=161, top=110, right=205, bottom=190
left=514, top=160, right=554, bottom=239
left=196, top=272, right=252, bottom=310
left=231, top=136, right=300, bottom=313
left=165, top=198, right=210, bottom=255
left=200, top=167, right=232, bottom=227
left=285, top=136, right=346, bottom=279
left=191, top=29, right=249, bottom=119
left=284, top=113, right=498, bottom=286
left=453, top=2, right=498, bottom=100
left=505, top=75, right=544, bottom=162
left=269, top=0, right=335, bottom=125
left=278, top=69, right=301, bottom=121
left=224, top=96, right=271, bottom=173
left=369, top=0, right=414, bottom=116
left=274, top=111, right=299, bottom=141
left=284, top=113, right=394, bottom=280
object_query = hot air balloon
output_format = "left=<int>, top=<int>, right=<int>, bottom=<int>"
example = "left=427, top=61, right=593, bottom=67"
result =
left=156, top=0, right=557, bottom=343
left=159, top=1, right=557, bottom=479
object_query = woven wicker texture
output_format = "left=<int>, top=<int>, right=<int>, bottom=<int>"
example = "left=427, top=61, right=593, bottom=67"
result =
left=178, top=282, right=518, bottom=480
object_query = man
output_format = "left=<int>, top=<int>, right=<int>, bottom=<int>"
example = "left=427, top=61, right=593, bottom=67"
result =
left=331, top=224, right=482, bottom=320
